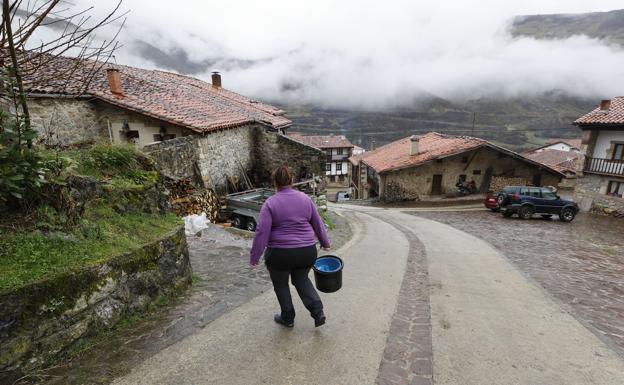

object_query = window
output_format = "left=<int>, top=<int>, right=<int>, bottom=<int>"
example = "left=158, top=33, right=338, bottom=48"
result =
left=336, top=163, right=343, bottom=173
left=528, top=188, right=541, bottom=197
left=607, top=180, right=624, bottom=198
left=541, top=189, right=557, bottom=200
left=613, top=144, right=624, bottom=160
left=520, top=187, right=530, bottom=196
left=473, top=170, right=481, bottom=175
left=325, top=163, right=331, bottom=171
left=337, top=148, right=344, bottom=155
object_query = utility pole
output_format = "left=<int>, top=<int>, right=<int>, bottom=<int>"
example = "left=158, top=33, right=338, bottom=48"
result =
left=472, top=112, right=476, bottom=137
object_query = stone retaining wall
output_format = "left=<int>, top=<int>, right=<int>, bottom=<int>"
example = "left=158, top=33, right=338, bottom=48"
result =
left=0, top=226, right=191, bottom=373
left=575, top=174, right=624, bottom=217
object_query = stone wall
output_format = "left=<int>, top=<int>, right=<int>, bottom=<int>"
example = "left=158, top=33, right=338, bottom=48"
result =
left=144, top=125, right=324, bottom=193
left=380, top=147, right=561, bottom=202
left=252, top=127, right=325, bottom=184
left=575, top=173, right=624, bottom=217
left=28, top=97, right=107, bottom=146
left=195, top=126, right=254, bottom=191
left=0, top=226, right=191, bottom=372
left=142, top=125, right=255, bottom=193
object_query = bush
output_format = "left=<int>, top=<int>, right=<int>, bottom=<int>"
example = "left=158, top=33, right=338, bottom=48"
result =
left=0, top=110, right=46, bottom=205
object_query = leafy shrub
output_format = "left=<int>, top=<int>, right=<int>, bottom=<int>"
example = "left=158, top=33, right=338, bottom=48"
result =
left=0, top=110, right=46, bottom=205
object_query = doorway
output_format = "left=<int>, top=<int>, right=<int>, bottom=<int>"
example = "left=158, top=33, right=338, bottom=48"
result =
left=431, top=174, right=443, bottom=195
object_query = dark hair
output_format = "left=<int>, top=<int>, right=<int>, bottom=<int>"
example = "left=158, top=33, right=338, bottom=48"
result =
left=272, top=166, right=293, bottom=189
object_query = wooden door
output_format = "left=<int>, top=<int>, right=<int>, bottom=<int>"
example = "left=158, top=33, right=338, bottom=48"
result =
left=431, top=174, right=443, bottom=195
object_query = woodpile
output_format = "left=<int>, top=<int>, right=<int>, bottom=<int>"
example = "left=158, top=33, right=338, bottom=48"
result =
left=488, top=176, right=527, bottom=193
left=166, top=178, right=221, bottom=221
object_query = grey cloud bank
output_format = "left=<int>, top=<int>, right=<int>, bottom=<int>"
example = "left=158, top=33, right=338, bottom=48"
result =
left=43, top=0, right=624, bottom=108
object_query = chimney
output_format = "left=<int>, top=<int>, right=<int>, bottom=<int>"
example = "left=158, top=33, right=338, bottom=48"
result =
left=600, top=99, right=611, bottom=111
left=410, top=135, right=420, bottom=155
left=106, top=68, right=123, bottom=96
left=211, top=71, right=222, bottom=88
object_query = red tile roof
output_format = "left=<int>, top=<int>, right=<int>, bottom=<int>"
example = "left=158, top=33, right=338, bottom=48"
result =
left=574, top=97, right=624, bottom=125
left=350, top=132, right=563, bottom=176
left=352, top=132, right=484, bottom=173
left=287, top=133, right=354, bottom=149
left=22, top=53, right=291, bottom=133
left=524, top=149, right=581, bottom=174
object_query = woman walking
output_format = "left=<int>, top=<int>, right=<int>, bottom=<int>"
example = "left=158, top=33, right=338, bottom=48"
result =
left=250, top=166, right=331, bottom=328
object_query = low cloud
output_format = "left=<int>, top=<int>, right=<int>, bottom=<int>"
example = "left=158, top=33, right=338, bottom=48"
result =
left=40, top=0, right=624, bottom=108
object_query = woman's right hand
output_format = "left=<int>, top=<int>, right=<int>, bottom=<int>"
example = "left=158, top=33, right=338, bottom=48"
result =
left=321, top=246, right=331, bottom=251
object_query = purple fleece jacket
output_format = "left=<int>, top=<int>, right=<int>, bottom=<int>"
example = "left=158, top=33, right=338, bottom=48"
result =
left=249, top=187, right=331, bottom=265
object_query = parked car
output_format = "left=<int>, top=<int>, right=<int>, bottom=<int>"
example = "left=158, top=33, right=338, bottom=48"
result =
left=484, top=191, right=500, bottom=212
left=498, top=186, right=579, bottom=222
left=336, top=191, right=350, bottom=202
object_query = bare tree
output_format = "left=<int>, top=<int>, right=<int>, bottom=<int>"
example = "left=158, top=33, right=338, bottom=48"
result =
left=0, top=0, right=127, bottom=140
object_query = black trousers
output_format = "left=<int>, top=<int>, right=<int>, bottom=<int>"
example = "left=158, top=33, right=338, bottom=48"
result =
left=265, top=245, right=323, bottom=323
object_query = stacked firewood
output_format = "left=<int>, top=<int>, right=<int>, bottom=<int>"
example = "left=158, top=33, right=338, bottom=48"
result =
left=489, top=176, right=527, bottom=193
left=166, top=178, right=221, bottom=221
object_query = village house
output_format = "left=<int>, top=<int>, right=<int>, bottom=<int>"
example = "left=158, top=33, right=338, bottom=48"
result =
left=524, top=141, right=583, bottom=188
left=22, top=54, right=324, bottom=193
left=574, top=97, right=624, bottom=215
left=288, top=133, right=355, bottom=187
left=534, top=138, right=582, bottom=153
left=349, top=132, right=563, bottom=202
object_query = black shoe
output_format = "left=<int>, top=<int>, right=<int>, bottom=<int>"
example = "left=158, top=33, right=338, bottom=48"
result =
left=314, top=313, right=326, bottom=328
left=274, top=314, right=294, bottom=328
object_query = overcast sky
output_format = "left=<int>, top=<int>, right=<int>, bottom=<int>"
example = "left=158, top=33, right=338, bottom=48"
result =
left=42, top=1, right=624, bottom=108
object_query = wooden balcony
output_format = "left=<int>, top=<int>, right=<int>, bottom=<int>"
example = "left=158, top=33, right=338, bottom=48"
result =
left=584, top=157, right=624, bottom=177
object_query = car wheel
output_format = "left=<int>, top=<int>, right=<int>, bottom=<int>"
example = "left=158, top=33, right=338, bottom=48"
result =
left=491, top=208, right=500, bottom=212
left=246, top=218, right=257, bottom=232
left=502, top=210, right=513, bottom=218
left=541, top=214, right=552, bottom=219
left=519, top=206, right=534, bottom=220
left=559, top=208, right=576, bottom=222
left=232, top=215, right=244, bottom=229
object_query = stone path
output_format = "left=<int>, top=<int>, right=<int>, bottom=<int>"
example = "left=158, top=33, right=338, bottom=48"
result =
left=112, top=210, right=409, bottom=385
left=17, top=212, right=352, bottom=385
left=412, top=210, right=624, bottom=357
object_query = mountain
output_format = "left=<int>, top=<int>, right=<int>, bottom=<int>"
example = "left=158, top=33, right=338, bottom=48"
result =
left=511, top=9, right=624, bottom=46
left=282, top=92, right=595, bottom=152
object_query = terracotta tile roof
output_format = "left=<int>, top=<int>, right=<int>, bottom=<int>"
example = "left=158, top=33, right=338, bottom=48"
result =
left=352, top=132, right=485, bottom=173
left=350, top=132, right=564, bottom=176
left=574, top=97, right=624, bottom=126
left=287, top=133, right=354, bottom=149
left=22, top=53, right=291, bottom=133
left=524, top=149, right=581, bottom=174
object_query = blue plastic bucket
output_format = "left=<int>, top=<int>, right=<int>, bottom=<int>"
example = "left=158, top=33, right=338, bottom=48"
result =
left=313, top=255, right=343, bottom=293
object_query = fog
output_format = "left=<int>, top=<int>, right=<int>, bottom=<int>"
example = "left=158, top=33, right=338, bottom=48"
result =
left=36, top=0, right=624, bottom=108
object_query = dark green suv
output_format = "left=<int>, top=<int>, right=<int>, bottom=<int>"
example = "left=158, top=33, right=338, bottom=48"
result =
left=498, top=186, right=579, bottom=222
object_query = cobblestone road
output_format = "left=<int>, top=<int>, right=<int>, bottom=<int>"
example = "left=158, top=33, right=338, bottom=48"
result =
left=410, top=210, right=624, bottom=357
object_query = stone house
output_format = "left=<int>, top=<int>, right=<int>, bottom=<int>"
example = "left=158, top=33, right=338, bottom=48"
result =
left=574, top=97, right=624, bottom=215
left=349, top=132, right=563, bottom=202
left=22, top=54, right=324, bottom=192
left=287, top=133, right=355, bottom=187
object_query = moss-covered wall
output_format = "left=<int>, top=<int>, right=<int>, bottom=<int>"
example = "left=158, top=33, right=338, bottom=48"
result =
left=0, top=226, right=191, bottom=372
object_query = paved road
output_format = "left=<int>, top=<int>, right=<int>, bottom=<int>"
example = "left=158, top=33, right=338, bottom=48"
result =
left=113, top=210, right=409, bottom=385
left=113, top=205, right=624, bottom=385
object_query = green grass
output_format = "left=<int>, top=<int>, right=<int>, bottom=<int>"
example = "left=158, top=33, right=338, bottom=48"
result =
left=0, top=205, right=181, bottom=291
